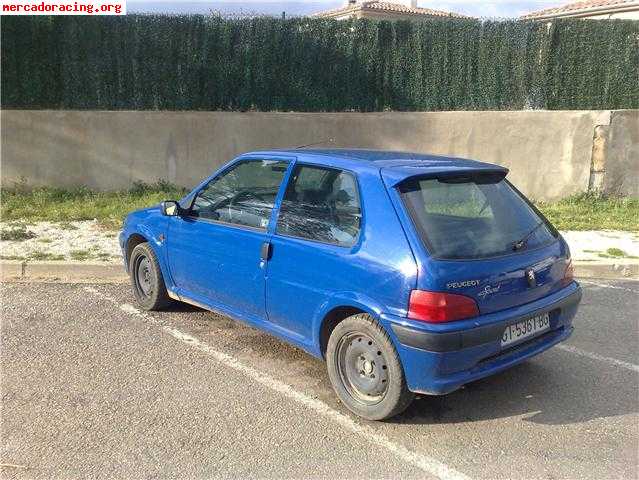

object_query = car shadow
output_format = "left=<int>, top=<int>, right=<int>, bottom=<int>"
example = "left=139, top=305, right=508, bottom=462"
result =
left=203, top=313, right=638, bottom=427
left=393, top=358, right=639, bottom=426
left=152, top=296, right=637, bottom=428
left=164, top=302, right=204, bottom=313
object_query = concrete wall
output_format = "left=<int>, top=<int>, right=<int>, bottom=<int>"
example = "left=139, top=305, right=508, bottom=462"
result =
left=1, top=109, right=636, bottom=201
left=603, top=110, right=639, bottom=197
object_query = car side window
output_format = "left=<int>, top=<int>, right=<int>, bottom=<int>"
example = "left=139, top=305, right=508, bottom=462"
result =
left=276, top=165, right=361, bottom=247
left=190, top=160, right=288, bottom=230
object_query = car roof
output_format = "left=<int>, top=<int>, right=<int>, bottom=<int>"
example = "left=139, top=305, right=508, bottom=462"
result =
left=239, top=148, right=508, bottom=185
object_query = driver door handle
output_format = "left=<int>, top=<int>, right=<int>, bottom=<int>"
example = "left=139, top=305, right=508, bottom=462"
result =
left=260, top=242, right=272, bottom=262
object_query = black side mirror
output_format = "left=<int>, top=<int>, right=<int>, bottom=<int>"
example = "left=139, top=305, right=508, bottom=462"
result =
left=160, top=200, right=181, bottom=217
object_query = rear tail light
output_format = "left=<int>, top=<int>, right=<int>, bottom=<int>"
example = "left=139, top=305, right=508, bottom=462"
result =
left=408, top=290, right=479, bottom=323
left=561, top=258, right=574, bottom=287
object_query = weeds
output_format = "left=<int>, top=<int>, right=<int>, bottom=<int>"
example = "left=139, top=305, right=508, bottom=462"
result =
left=0, top=225, right=37, bottom=241
left=536, top=192, right=638, bottom=231
left=597, top=247, right=639, bottom=259
left=1, top=182, right=188, bottom=230
left=27, top=251, right=65, bottom=261
left=1, top=186, right=637, bottom=232
left=69, top=249, right=93, bottom=261
left=0, top=254, right=25, bottom=261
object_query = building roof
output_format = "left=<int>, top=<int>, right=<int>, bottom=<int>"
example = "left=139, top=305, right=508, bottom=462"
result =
left=312, top=1, right=470, bottom=19
left=521, top=0, right=639, bottom=19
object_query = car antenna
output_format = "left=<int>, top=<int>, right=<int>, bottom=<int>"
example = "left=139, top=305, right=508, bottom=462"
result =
left=294, top=138, right=335, bottom=149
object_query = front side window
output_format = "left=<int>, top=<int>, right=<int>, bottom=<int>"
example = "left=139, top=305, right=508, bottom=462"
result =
left=190, top=160, right=288, bottom=230
left=276, top=165, right=361, bottom=247
left=400, top=175, right=557, bottom=259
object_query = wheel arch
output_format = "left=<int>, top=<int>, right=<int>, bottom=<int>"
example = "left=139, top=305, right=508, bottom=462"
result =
left=125, top=232, right=149, bottom=267
left=316, top=294, right=388, bottom=359
left=319, top=306, right=367, bottom=359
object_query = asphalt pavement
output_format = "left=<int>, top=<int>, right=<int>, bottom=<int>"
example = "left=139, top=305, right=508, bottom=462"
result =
left=1, top=279, right=638, bottom=479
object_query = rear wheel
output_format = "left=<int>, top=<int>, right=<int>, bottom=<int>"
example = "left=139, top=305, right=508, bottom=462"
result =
left=129, top=242, right=172, bottom=311
left=326, top=313, right=414, bottom=420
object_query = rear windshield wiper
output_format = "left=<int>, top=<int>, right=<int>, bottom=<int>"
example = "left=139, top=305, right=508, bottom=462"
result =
left=512, top=221, right=545, bottom=251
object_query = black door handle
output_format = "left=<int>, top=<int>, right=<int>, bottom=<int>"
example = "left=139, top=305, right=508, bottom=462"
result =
left=260, top=242, right=272, bottom=261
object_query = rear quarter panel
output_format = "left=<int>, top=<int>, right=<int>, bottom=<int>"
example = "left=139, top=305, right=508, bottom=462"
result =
left=265, top=165, right=418, bottom=356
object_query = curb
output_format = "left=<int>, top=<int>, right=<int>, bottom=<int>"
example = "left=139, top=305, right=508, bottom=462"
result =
left=1, top=261, right=127, bottom=282
left=1, top=260, right=637, bottom=283
left=572, top=261, right=639, bottom=280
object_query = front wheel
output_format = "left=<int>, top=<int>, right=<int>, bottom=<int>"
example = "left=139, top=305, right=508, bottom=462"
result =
left=129, top=242, right=172, bottom=311
left=326, top=313, right=414, bottom=420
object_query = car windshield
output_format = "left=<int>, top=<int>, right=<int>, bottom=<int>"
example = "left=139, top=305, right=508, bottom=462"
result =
left=399, top=174, right=557, bottom=260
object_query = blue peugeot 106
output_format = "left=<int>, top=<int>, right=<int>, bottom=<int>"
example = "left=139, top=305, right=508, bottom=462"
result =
left=120, top=149, right=582, bottom=420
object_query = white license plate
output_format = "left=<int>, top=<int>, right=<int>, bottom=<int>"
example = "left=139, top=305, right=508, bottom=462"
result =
left=501, top=313, right=550, bottom=347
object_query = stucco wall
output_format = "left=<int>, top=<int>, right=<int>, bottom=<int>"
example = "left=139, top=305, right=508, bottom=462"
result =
left=604, top=110, right=639, bottom=196
left=1, top=109, right=633, bottom=201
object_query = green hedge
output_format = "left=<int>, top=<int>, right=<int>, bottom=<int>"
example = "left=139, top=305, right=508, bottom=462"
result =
left=2, top=16, right=638, bottom=111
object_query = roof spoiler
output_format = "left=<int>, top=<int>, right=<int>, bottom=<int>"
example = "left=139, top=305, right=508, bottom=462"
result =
left=435, top=169, right=508, bottom=184
left=395, top=167, right=508, bottom=189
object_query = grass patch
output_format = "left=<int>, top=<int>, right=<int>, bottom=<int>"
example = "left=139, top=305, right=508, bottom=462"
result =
left=1, top=181, right=188, bottom=230
left=69, top=249, right=93, bottom=261
left=1, top=186, right=637, bottom=232
left=536, top=193, right=639, bottom=231
left=58, top=222, right=78, bottom=231
left=605, top=247, right=625, bottom=257
left=0, top=225, right=37, bottom=241
left=0, top=254, right=25, bottom=261
left=27, top=251, right=65, bottom=261
left=597, top=248, right=639, bottom=259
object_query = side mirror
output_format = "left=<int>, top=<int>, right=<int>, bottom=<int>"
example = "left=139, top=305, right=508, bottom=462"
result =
left=160, top=200, right=181, bottom=217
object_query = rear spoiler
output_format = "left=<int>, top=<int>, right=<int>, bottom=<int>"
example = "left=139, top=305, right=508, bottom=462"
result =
left=432, top=169, right=508, bottom=184
left=394, top=167, right=509, bottom=190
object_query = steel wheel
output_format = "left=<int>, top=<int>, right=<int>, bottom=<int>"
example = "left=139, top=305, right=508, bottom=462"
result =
left=335, top=332, right=389, bottom=406
left=134, top=254, right=155, bottom=298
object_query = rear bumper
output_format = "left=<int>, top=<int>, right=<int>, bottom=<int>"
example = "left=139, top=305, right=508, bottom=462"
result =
left=381, top=283, right=582, bottom=395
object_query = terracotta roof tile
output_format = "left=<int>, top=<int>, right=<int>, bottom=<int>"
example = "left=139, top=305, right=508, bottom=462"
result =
left=522, top=0, right=638, bottom=19
left=312, top=1, right=470, bottom=19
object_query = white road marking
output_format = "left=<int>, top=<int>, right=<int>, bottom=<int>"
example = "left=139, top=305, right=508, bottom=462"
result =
left=559, top=280, right=639, bottom=371
left=120, top=304, right=140, bottom=315
left=556, top=344, right=639, bottom=373
left=83, top=286, right=470, bottom=480
left=579, top=279, right=639, bottom=294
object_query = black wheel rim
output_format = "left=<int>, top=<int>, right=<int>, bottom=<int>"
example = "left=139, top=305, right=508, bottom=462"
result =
left=335, top=332, right=389, bottom=406
left=134, top=254, right=154, bottom=298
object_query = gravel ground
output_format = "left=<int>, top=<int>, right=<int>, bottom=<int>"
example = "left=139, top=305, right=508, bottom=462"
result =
left=562, top=231, right=639, bottom=261
left=0, top=221, right=121, bottom=262
left=1, top=222, right=638, bottom=264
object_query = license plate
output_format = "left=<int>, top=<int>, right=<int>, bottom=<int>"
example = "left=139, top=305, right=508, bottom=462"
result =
left=501, top=313, right=550, bottom=347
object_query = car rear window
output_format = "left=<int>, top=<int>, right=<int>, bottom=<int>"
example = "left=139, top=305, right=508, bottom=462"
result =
left=399, top=174, right=557, bottom=260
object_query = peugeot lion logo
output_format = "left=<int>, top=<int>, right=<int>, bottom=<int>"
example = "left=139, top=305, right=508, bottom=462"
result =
left=526, top=269, right=537, bottom=288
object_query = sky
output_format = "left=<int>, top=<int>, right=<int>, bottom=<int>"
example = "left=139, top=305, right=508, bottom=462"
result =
left=127, top=0, right=565, bottom=19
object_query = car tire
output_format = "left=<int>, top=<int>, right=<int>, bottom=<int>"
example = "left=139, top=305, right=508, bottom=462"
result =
left=326, top=313, right=414, bottom=420
left=129, top=242, right=173, bottom=311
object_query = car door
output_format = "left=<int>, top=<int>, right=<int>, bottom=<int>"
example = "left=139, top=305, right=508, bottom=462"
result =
left=265, top=164, right=363, bottom=340
left=166, top=158, right=290, bottom=322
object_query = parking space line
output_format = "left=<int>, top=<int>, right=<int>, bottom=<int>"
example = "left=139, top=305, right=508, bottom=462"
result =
left=83, top=286, right=471, bottom=480
left=556, top=344, right=639, bottom=373
left=578, top=279, right=639, bottom=294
